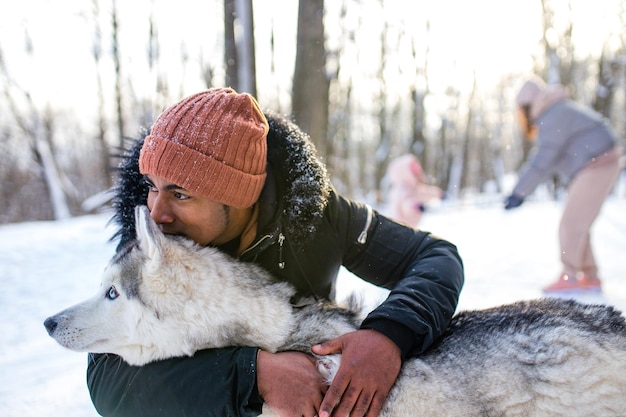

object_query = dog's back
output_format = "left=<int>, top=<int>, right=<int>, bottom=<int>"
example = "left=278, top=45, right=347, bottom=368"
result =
left=378, top=298, right=626, bottom=417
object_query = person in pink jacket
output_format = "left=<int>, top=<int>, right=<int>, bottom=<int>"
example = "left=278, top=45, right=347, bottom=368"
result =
left=385, top=154, right=443, bottom=227
left=505, top=76, right=623, bottom=293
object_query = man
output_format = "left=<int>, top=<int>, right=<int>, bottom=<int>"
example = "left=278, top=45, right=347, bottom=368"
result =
left=87, top=88, right=464, bottom=417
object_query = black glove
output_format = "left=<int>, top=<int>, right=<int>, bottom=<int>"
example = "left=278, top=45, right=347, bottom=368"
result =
left=504, top=194, right=524, bottom=210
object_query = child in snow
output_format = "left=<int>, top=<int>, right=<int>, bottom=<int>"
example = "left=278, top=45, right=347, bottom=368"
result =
left=385, top=154, right=443, bottom=227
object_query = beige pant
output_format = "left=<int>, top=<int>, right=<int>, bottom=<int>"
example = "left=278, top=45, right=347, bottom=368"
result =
left=560, top=146, right=622, bottom=278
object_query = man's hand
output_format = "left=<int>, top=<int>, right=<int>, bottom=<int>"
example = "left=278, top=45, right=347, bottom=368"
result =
left=257, top=350, right=327, bottom=417
left=312, top=329, right=401, bottom=417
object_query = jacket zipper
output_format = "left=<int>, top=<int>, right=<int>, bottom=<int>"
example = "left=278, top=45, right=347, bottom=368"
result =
left=239, top=230, right=286, bottom=270
left=278, top=233, right=285, bottom=269
left=357, top=205, right=373, bottom=244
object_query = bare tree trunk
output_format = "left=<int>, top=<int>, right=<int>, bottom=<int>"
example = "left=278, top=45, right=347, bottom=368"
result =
left=1, top=91, right=70, bottom=218
left=147, top=6, right=165, bottom=118
left=112, top=0, right=125, bottom=148
left=324, top=0, right=351, bottom=194
left=91, top=0, right=111, bottom=188
left=373, top=13, right=391, bottom=194
left=268, top=16, right=283, bottom=112
left=540, top=0, right=571, bottom=199
left=292, top=0, right=329, bottom=156
left=409, top=30, right=429, bottom=162
left=593, top=51, right=615, bottom=117
left=34, top=109, right=72, bottom=219
left=235, top=0, right=257, bottom=96
left=437, top=117, right=452, bottom=192
left=223, top=0, right=257, bottom=96
left=1, top=44, right=71, bottom=219
left=460, top=76, right=477, bottom=192
left=443, top=88, right=462, bottom=199
left=224, top=0, right=238, bottom=89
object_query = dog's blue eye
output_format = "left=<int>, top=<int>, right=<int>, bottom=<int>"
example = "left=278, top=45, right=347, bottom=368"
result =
left=106, top=286, right=119, bottom=300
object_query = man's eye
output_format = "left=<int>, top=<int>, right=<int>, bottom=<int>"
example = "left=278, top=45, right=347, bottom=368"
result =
left=143, top=177, right=156, bottom=191
left=106, top=286, right=119, bottom=300
left=174, top=192, right=190, bottom=200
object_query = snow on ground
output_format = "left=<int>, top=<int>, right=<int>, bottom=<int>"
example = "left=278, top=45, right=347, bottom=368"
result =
left=1, top=194, right=625, bottom=417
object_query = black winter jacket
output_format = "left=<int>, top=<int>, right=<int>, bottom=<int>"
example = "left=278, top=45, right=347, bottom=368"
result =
left=87, top=113, right=464, bottom=417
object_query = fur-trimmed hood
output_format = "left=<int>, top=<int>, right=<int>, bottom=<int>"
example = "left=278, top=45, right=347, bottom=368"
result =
left=110, top=112, right=332, bottom=249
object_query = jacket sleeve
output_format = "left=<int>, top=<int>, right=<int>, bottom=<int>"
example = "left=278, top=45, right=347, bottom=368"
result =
left=87, top=347, right=263, bottom=417
left=512, top=133, right=563, bottom=198
left=334, top=194, right=464, bottom=359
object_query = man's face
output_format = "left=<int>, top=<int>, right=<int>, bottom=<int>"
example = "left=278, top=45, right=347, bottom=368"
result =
left=144, top=175, right=234, bottom=246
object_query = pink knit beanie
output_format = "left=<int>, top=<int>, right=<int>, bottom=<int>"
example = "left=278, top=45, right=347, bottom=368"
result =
left=139, top=88, right=269, bottom=208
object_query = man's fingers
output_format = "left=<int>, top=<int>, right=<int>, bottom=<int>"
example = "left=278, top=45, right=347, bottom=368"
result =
left=335, top=387, right=371, bottom=417
left=312, top=338, right=342, bottom=356
left=364, top=391, right=386, bottom=417
left=316, top=330, right=401, bottom=417
left=319, top=373, right=349, bottom=417
left=257, top=350, right=328, bottom=417
left=353, top=390, right=373, bottom=416
left=319, top=384, right=384, bottom=417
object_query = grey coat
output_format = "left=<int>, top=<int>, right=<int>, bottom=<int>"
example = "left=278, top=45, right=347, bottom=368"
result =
left=513, top=100, right=618, bottom=197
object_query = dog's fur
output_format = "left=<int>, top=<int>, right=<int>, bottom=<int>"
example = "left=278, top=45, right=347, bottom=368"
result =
left=45, top=206, right=626, bottom=417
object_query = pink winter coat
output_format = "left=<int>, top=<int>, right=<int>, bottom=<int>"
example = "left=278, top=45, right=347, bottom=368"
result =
left=386, top=154, right=443, bottom=227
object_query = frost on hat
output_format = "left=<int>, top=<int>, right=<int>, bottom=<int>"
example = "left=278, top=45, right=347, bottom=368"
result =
left=139, top=88, right=269, bottom=208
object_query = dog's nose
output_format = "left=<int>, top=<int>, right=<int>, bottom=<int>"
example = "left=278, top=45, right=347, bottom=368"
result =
left=44, top=317, right=57, bottom=335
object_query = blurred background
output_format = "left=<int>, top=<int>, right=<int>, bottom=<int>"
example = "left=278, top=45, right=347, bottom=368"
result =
left=1, top=0, right=624, bottom=223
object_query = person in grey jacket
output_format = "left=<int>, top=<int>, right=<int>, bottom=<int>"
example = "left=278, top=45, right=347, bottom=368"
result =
left=504, top=76, right=622, bottom=293
left=87, top=88, right=464, bottom=417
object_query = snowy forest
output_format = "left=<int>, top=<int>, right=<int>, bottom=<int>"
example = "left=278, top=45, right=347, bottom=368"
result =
left=1, top=0, right=625, bottom=224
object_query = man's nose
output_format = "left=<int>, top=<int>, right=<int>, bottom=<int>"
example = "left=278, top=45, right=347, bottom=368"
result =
left=149, top=195, right=174, bottom=224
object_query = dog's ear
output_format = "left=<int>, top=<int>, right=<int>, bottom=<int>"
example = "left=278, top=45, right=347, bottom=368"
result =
left=134, top=205, right=164, bottom=260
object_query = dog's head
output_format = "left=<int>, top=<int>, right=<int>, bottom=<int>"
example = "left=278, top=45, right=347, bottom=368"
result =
left=43, top=206, right=200, bottom=364
left=45, top=205, right=297, bottom=365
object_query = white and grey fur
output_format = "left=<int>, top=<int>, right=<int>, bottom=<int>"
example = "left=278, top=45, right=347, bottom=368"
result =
left=45, top=206, right=626, bottom=417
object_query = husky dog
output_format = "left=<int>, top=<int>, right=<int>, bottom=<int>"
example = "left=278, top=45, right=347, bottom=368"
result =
left=45, top=206, right=626, bottom=417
